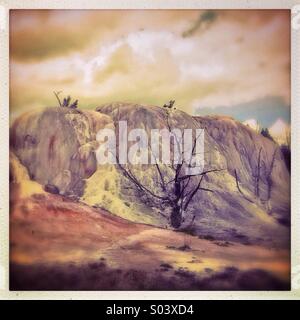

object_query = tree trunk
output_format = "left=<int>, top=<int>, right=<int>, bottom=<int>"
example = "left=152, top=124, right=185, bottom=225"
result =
left=170, top=205, right=182, bottom=228
left=255, top=147, right=262, bottom=197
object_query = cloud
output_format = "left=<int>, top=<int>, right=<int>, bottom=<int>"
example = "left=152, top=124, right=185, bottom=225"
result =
left=9, top=10, right=199, bottom=62
left=10, top=10, right=124, bottom=62
left=10, top=10, right=290, bottom=122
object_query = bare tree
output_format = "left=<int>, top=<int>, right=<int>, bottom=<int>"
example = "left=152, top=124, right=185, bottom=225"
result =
left=252, top=146, right=277, bottom=202
left=53, top=91, right=78, bottom=109
left=263, top=147, right=277, bottom=201
left=254, top=147, right=262, bottom=197
left=234, top=169, right=254, bottom=203
left=53, top=91, right=62, bottom=107
left=113, top=107, right=222, bottom=229
left=163, top=100, right=176, bottom=109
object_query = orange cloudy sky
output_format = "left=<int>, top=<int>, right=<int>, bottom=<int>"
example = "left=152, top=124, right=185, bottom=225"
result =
left=10, top=9, right=290, bottom=125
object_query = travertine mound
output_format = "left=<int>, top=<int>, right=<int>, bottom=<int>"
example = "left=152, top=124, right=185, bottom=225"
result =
left=10, top=107, right=113, bottom=197
left=10, top=104, right=290, bottom=246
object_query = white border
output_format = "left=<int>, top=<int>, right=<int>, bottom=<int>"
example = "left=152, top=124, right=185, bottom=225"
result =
left=0, top=0, right=299, bottom=300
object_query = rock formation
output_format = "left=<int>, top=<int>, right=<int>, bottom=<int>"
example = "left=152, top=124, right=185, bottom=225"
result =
left=10, top=103, right=290, bottom=247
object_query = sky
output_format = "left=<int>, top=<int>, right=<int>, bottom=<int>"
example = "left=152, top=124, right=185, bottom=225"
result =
left=10, top=9, right=290, bottom=128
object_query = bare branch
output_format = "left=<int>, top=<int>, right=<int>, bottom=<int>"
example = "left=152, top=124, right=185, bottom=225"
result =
left=183, top=175, right=205, bottom=211
left=116, top=157, right=169, bottom=201
left=255, top=147, right=262, bottom=197
left=234, top=169, right=254, bottom=203
left=148, top=145, right=167, bottom=192
left=155, top=162, right=167, bottom=192
left=265, top=147, right=277, bottom=201
left=53, top=91, right=62, bottom=107
left=169, top=168, right=225, bottom=183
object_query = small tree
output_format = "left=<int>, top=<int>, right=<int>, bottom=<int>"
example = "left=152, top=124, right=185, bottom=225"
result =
left=260, top=128, right=274, bottom=142
left=53, top=91, right=78, bottom=109
left=163, top=100, right=176, bottom=109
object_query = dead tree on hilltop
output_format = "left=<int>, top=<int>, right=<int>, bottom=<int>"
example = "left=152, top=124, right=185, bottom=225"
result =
left=163, top=100, right=176, bottom=109
left=113, top=107, right=222, bottom=229
left=53, top=91, right=78, bottom=109
left=53, top=91, right=62, bottom=107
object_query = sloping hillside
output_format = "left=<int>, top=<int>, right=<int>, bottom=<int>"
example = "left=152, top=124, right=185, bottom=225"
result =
left=10, top=153, right=289, bottom=290
left=97, top=103, right=290, bottom=247
left=10, top=104, right=290, bottom=247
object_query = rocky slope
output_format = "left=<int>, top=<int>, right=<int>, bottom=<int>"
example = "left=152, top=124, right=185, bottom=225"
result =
left=10, top=107, right=113, bottom=197
left=10, top=103, right=290, bottom=247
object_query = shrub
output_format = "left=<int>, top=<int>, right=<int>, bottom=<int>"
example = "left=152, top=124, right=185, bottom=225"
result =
left=260, top=128, right=274, bottom=142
